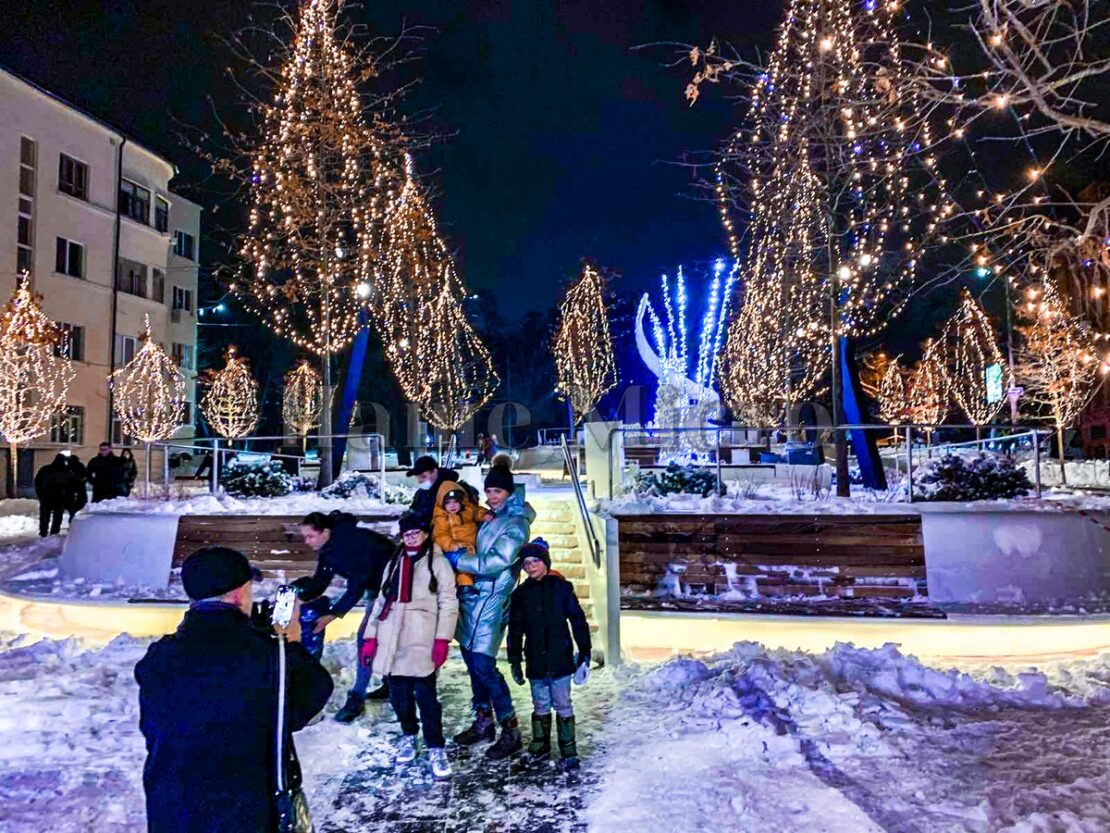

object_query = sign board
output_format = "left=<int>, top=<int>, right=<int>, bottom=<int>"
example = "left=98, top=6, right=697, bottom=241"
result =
left=985, top=363, right=1004, bottom=404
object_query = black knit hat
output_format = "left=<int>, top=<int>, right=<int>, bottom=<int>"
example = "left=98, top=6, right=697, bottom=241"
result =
left=406, top=455, right=438, bottom=477
left=519, top=538, right=551, bottom=569
left=484, top=463, right=514, bottom=493
left=442, top=487, right=467, bottom=508
left=397, top=511, right=429, bottom=534
left=181, top=547, right=260, bottom=601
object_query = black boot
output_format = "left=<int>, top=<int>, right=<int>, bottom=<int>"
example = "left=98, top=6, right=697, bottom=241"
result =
left=365, top=680, right=390, bottom=701
left=334, top=692, right=365, bottom=724
left=556, top=715, right=579, bottom=770
left=453, top=708, right=495, bottom=746
left=527, top=713, right=552, bottom=759
left=485, top=716, right=523, bottom=761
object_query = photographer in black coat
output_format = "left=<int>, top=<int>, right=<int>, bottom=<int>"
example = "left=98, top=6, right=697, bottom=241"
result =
left=135, top=547, right=333, bottom=833
left=87, top=441, right=125, bottom=502
left=297, top=510, right=394, bottom=722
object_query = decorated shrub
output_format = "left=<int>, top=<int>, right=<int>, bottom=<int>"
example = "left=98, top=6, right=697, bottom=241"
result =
left=221, top=459, right=295, bottom=498
left=914, top=452, right=1031, bottom=502
left=634, top=462, right=723, bottom=498
left=320, top=470, right=412, bottom=504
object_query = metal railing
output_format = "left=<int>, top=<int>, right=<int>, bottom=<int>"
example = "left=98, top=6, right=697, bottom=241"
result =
left=561, top=435, right=602, bottom=568
left=603, top=422, right=1051, bottom=502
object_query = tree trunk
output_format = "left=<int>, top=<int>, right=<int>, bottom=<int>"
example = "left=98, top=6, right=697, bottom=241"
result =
left=10, top=443, right=18, bottom=500
left=1057, top=425, right=1067, bottom=485
left=144, top=441, right=152, bottom=498
left=318, top=352, right=334, bottom=488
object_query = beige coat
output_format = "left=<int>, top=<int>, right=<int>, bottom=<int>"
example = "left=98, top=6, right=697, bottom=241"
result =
left=364, top=545, right=459, bottom=679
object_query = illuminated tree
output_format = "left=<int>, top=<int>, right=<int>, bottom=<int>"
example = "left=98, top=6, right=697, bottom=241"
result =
left=230, top=0, right=398, bottom=484
left=877, top=356, right=910, bottom=426
left=944, top=289, right=1007, bottom=428
left=554, top=264, right=617, bottom=424
left=109, top=315, right=188, bottom=494
left=1016, top=281, right=1105, bottom=483
left=283, top=360, right=323, bottom=450
left=0, top=277, right=75, bottom=491
left=909, top=338, right=951, bottom=442
left=200, top=347, right=260, bottom=440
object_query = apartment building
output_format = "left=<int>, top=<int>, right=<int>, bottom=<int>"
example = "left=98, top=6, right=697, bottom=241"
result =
left=0, top=67, right=200, bottom=496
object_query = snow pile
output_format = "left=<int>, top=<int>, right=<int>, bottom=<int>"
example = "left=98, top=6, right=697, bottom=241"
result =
left=84, top=490, right=404, bottom=517
left=1026, top=459, right=1110, bottom=489
left=602, top=487, right=915, bottom=516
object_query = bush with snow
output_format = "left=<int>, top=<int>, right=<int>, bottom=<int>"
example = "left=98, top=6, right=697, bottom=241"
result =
left=634, top=462, right=723, bottom=498
left=221, top=459, right=295, bottom=498
left=914, top=452, right=1031, bottom=502
left=320, top=471, right=411, bottom=504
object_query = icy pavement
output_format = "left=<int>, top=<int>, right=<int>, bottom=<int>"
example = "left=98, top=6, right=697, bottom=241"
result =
left=2, top=634, right=1110, bottom=832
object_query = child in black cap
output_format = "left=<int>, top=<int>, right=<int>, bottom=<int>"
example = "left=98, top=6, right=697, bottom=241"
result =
left=507, top=538, right=591, bottom=769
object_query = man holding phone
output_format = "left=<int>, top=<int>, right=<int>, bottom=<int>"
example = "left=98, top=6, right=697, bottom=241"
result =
left=135, top=547, right=333, bottom=833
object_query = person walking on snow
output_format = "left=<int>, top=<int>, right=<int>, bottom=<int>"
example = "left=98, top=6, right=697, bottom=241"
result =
left=65, top=454, right=87, bottom=522
left=508, top=538, right=592, bottom=769
left=359, top=512, right=459, bottom=780
left=444, top=462, right=534, bottom=760
left=296, top=510, right=394, bottom=722
left=34, top=453, right=78, bottom=537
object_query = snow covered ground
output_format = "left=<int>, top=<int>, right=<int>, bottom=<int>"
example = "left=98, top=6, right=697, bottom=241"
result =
left=1, top=633, right=1108, bottom=832
left=84, top=490, right=404, bottom=517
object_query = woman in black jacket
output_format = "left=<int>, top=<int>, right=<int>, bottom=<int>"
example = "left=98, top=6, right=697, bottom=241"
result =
left=296, top=510, right=394, bottom=722
left=507, top=539, right=591, bottom=769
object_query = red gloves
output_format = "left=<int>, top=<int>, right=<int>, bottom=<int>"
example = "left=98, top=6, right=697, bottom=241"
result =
left=432, top=639, right=450, bottom=669
left=359, top=638, right=378, bottom=667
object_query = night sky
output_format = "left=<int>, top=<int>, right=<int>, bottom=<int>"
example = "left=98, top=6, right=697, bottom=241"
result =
left=1, top=0, right=781, bottom=317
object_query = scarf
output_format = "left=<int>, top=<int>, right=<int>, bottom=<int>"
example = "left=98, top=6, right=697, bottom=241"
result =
left=378, top=545, right=425, bottom=621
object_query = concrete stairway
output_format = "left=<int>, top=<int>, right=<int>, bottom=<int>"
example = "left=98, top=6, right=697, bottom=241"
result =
left=526, top=495, right=599, bottom=643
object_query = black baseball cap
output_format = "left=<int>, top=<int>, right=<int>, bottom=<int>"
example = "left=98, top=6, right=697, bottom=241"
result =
left=181, top=547, right=261, bottom=601
left=406, top=455, right=439, bottom=477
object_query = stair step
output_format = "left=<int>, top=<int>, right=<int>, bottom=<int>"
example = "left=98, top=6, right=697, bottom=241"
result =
left=530, top=522, right=576, bottom=536
left=550, top=564, right=585, bottom=580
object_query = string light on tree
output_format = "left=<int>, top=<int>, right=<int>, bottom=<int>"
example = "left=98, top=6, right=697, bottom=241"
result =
left=553, top=263, right=618, bottom=424
left=0, top=275, right=75, bottom=489
left=908, top=338, right=951, bottom=442
left=282, top=360, right=323, bottom=450
left=877, top=356, right=910, bottom=425
left=200, top=346, right=260, bottom=440
left=109, top=315, right=188, bottom=494
left=944, top=289, right=1007, bottom=427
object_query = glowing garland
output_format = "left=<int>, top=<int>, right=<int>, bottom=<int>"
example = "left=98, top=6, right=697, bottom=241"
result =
left=200, top=347, right=260, bottom=440
left=908, top=337, right=950, bottom=435
left=877, top=355, right=910, bottom=425
left=944, top=289, right=1006, bottom=426
left=554, top=264, right=618, bottom=423
left=282, top=360, right=323, bottom=443
left=0, top=276, right=75, bottom=487
left=109, top=315, right=187, bottom=444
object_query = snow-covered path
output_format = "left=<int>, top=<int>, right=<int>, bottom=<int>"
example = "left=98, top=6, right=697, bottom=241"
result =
left=4, top=635, right=1110, bottom=831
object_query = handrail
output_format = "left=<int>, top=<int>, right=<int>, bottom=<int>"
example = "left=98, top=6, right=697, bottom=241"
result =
left=561, top=435, right=602, bottom=569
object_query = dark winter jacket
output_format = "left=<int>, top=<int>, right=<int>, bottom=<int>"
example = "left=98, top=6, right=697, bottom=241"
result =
left=508, top=570, right=591, bottom=680
left=135, top=603, right=333, bottom=833
left=34, top=455, right=79, bottom=508
left=121, top=454, right=139, bottom=489
left=292, top=514, right=394, bottom=618
left=408, top=467, right=460, bottom=528
left=67, top=457, right=88, bottom=512
left=87, top=453, right=126, bottom=501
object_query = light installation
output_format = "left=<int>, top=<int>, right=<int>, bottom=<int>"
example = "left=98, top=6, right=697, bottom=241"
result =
left=282, top=360, right=323, bottom=450
left=554, top=264, right=618, bottom=424
left=200, top=346, right=260, bottom=440
left=944, top=289, right=1007, bottom=427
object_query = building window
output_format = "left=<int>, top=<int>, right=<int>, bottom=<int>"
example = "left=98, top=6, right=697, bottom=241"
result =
left=114, top=334, right=137, bottom=368
left=172, top=230, right=196, bottom=260
left=117, top=258, right=148, bottom=298
left=58, top=154, right=89, bottom=201
left=55, top=237, right=85, bottom=278
left=50, top=406, right=85, bottom=445
left=111, top=416, right=135, bottom=447
left=17, top=137, right=35, bottom=273
left=56, top=323, right=85, bottom=362
left=172, top=286, right=194, bottom=312
left=155, top=196, right=170, bottom=233
left=119, top=179, right=150, bottom=224
left=152, top=268, right=165, bottom=304
left=171, top=342, right=194, bottom=370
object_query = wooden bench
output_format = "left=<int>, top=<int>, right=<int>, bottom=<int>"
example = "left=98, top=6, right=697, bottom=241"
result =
left=172, top=514, right=399, bottom=582
left=617, top=513, right=930, bottom=610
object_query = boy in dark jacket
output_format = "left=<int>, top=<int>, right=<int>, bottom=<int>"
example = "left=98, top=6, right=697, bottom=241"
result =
left=507, top=538, right=591, bottom=769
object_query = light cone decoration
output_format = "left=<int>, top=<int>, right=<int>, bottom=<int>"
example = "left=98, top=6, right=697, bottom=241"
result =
left=283, top=360, right=323, bottom=446
left=200, top=346, right=260, bottom=440
left=554, top=264, right=617, bottom=423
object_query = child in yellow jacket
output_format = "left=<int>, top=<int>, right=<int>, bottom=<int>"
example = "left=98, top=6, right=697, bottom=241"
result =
left=433, top=487, right=485, bottom=588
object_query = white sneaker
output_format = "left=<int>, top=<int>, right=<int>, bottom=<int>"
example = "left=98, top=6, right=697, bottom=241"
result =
left=428, top=747, right=452, bottom=780
left=395, top=735, right=418, bottom=764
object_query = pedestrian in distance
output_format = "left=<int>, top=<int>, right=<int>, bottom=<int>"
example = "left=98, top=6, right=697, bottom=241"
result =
left=444, top=462, right=535, bottom=760
left=87, top=441, right=125, bottom=502
left=65, top=453, right=88, bottom=522
left=359, top=512, right=459, bottom=780
left=508, top=538, right=592, bottom=770
left=120, top=448, right=139, bottom=496
left=296, top=510, right=394, bottom=722
left=34, top=453, right=78, bottom=537
left=433, top=486, right=485, bottom=590
left=135, top=547, right=333, bottom=833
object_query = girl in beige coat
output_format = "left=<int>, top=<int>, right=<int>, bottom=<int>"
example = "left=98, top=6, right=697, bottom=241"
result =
left=360, top=512, right=459, bottom=779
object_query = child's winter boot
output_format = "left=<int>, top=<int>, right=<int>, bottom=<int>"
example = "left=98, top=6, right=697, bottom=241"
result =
left=556, top=715, right=579, bottom=770
left=527, top=713, right=552, bottom=759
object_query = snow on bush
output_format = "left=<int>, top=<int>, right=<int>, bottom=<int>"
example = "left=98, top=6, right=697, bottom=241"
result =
left=634, top=462, right=723, bottom=498
left=219, top=459, right=295, bottom=498
left=914, top=452, right=1031, bottom=502
left=319, top=471, right=411, bottom=505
